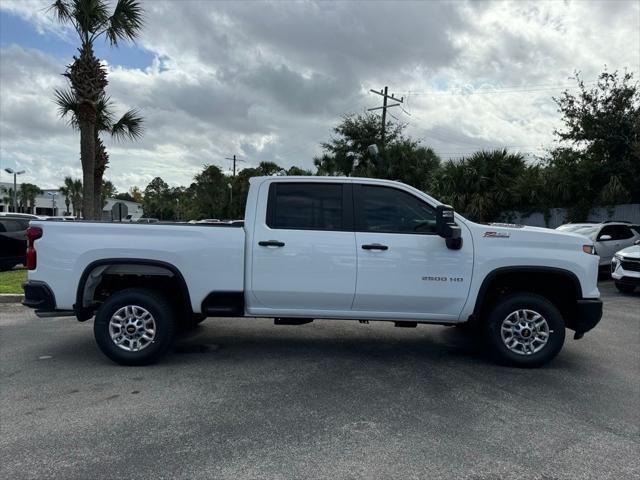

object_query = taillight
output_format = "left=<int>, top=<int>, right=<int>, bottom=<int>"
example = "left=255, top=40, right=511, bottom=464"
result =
left=26, top=227, right=43, bottom=270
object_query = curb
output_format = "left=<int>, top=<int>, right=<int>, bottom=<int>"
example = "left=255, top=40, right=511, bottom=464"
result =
left=0, top=294, right=23, bottom=304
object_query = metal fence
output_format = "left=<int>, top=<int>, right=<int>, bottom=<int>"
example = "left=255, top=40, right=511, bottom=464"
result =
left=498, top=204, right=640, bottom=228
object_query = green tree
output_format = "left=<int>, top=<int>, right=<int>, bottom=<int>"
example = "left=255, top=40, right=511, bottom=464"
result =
left=50, top=0, right=143, bottom=220
left=143, top=177, right=169, bottom=220
left=549, top=69, right=640, bottom=219
left=189, top=166, right=229, bottom=220
left=314, top=113, right=403, bottom=177
left=286, top=166, right=313, bottom=176
left=1, top=186, right=12, bottom=211
left=70, top=178, right=83, bottom=218
left=114, top=186, right=143, bottom=203
left=59, top=177, right=73, bottom=214
left=18, top=183, right=43, bottom=214
left=101, top=179, right=116, bottom=209
left=313, top=113, right=440, bottom=190
left=433, top=149, right=529, bottom=222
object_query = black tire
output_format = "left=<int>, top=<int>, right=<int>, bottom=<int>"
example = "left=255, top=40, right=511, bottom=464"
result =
left=615, top=282, right=636, bottom=294
left=484, top=293, right=565, bottom=368
left=94, top=288, right=176, bottom=365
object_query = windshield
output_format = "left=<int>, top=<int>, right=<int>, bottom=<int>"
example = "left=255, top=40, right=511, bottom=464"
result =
left=558, top=224, right=599, bottom=239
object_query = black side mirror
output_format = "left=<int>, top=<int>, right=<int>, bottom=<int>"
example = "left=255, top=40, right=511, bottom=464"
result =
left=436, top=204, right=462, bottom=250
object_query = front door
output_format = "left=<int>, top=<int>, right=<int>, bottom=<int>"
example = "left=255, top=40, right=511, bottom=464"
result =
left=351, top=184, right=473, bottom=321
left=250, top=181, right=357, bottom=313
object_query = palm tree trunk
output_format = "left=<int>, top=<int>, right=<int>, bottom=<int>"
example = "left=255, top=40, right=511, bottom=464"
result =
left=79, top=114, right=95, bottom=220
left=94, top=136, right=107, bottom=220
left=94, top=171, right=102, bottom=220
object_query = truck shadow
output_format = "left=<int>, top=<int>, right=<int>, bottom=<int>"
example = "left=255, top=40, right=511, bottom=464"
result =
left=171, top=321, right=509, bottom=368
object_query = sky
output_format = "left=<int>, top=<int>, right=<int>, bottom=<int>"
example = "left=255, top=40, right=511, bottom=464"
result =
left=0, top=0, right=638, bottom=192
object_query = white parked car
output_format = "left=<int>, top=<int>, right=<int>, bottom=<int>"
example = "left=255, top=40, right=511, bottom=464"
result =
left=611, top=241, right=640, bottom=293
left=556, top=222, right=640, bottom=267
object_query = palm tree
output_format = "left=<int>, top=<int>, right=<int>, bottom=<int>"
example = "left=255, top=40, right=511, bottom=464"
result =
left=70, top=178, right=83, bottom=218
left=19, top=184, right=43, bottom=214
left=50, top=0, right=143, bottom=220
left=100, top=179, right=116, bottom=210
left=59, top=176, right=75, bottom=215
left=54, top=91, right=143, bottom=216
left=1, top=186, right=13, bottom=212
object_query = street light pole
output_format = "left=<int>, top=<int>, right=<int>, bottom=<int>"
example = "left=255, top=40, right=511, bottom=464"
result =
left=4, top=168, right=25, bottom=212
left=47, top=192, right=58, bottom=216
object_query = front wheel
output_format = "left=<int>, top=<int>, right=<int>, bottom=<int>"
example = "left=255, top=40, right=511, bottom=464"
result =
left=484, top=293, right=565, bottom=368
left=615, top=282, right=636, bottom=294
left=94, top=288, right=176, bottom=365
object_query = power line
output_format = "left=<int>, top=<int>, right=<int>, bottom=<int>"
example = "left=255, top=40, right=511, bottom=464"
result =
left=399, top=81, right=598, bottom=96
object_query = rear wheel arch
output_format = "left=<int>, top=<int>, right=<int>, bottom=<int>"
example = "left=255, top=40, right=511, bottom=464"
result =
left=75, top=258, right=192, bottom=321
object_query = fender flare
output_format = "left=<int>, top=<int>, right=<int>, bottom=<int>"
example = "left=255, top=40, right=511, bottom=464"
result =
left=74, top=258, right=192, bottom=320
left=472, top=266, right=582, bottom=317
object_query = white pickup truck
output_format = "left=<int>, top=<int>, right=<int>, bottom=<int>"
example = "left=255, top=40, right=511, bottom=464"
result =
left=23, top=176, right=602, bottom=367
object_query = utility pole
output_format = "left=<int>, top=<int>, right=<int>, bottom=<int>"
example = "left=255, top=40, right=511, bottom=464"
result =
left=368, top=87, right=404, bottom=149
left=224, top=155, right=246, bottom=177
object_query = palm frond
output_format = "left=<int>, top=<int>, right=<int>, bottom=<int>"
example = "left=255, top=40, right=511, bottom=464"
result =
left=53, top=88, right=80, bottom=128
left=104, top=0, right=144, bottom=46
left=110, top=108, right=144, bottom=141
left=95, top=95, right=116, bottom=132
left=49, top=0, right=73, bottom=23
left=75, top=0, right=110, bottom=43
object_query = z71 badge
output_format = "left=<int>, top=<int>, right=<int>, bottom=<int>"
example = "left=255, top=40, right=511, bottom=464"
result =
left=483, top=231, right=510, bottom=238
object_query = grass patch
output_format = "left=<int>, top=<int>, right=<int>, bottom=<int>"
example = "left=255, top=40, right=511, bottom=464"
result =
left=0, top=269, right=27, bottom=294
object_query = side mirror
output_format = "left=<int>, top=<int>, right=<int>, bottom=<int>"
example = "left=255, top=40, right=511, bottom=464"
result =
left=436, top=205, right=462, bottom=250
left=599, top=234, right=612, bottom=241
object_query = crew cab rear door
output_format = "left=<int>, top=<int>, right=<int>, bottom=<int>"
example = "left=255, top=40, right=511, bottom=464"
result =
left=248, top=181, right=357, bottom=313
left=351, top=183, right=473, bottom=321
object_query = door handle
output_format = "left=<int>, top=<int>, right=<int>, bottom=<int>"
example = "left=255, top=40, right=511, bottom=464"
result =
left=258, top=240, right=285, bottom=247
left=362, top=243, right=388, bottom=251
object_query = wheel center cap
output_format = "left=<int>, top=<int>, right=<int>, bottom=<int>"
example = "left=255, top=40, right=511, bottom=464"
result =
left=522, top=328, right=531, bottom=338
left=126, top=325, right=136, bottom=334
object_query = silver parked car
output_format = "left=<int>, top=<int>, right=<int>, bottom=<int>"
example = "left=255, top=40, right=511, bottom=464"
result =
left=556, top=221, right=640, bottom=267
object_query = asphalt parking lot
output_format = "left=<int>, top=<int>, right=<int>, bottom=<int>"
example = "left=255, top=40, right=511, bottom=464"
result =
left=1, top=280, right=638, bottom=480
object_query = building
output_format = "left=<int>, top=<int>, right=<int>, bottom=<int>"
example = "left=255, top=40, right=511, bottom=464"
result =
left=0, top=182, right=144, bottom=220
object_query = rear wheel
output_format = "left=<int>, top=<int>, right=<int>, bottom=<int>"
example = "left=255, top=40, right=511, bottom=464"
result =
left=94, top=288, right=176, bottom=365
left=615, top=282, right=636, bottom=294
left=484, top=293, right=565, bottom=368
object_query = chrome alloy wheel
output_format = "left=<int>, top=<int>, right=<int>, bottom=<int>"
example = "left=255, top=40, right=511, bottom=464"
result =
left=500, top=309, right=551, bottom=355
left=109, top=305, right=156, bottom=352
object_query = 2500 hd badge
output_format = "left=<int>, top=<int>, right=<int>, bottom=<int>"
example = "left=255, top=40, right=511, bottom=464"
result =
left=422, top=276, right=464, bottom=282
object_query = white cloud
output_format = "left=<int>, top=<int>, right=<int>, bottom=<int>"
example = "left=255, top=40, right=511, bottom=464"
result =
left=0, top=0, right=638, bottom=191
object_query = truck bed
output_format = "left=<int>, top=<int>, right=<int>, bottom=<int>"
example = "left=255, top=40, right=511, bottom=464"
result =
left=27, top=221, right=246, bottom=312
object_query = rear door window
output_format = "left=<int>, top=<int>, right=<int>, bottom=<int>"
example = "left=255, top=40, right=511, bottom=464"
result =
left=267, top=183, right=350, bottom=231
